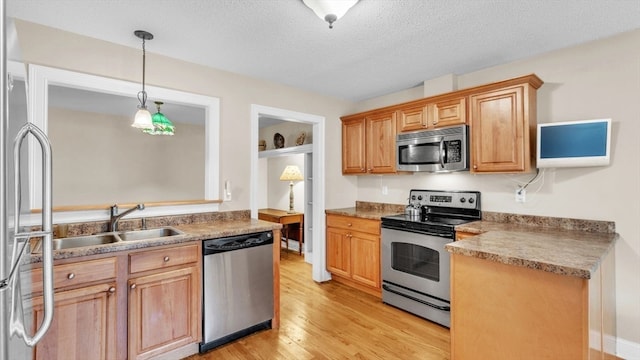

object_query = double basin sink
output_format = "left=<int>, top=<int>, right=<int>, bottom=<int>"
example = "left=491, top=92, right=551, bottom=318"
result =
left=32, top=227, right=184, bottom=253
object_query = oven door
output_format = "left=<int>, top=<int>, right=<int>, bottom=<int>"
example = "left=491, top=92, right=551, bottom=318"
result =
left=381, top=227, right=451, bottom=301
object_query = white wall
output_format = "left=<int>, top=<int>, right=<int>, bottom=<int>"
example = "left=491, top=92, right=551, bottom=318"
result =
left=49, top=107, right=205, bottom=206
left=355, top=29, right=640, bottom=354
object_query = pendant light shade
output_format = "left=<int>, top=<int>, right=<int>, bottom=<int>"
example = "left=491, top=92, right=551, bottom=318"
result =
left=302, top=0, right=359, bottom=28
left=133, top=108, right=153, bottom=129
left=143, top=101, right=175, bottom=136
left=131, top=30, right=155, bottom=130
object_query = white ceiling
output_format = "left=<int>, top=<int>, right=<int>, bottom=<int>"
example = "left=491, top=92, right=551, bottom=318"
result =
left=7, top=0, right=640, bottom=102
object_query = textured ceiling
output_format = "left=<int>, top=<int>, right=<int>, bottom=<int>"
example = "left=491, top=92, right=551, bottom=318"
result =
left=7, top=0, right=640, bottom=102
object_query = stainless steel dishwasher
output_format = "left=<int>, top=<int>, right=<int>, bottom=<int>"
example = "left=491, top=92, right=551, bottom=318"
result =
left=199, top=231, right=274, bottom=353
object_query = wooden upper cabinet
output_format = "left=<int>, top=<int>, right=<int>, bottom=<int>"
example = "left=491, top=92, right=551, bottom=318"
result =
left=432, top=97, right=466, bottom=128
left=341, top=111, right=397, bottom=175
left=365, top=112, right=397, bottom=174
left=341, top=116, right=367, bottom=174
left=342, top=74, right=542, bottom=175
left=397, top=97, right=467, bottom=133
left=469, top=82, right=537, bottom=173
left=397, top=104, right=429, bottom=132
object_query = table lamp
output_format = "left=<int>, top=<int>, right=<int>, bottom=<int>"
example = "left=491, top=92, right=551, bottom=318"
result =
left=280, top=165, right=304, bottom=213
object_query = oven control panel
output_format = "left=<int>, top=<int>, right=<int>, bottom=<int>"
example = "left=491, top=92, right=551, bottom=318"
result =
left=409, top=190, right=480, bottom=210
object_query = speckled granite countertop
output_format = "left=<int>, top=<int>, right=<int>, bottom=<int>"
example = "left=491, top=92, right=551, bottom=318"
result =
left=325, top=201, right=405, bottom=220
left=27, top=211, right=282, bottom=264
left=446, top=211, right=618, bottom=279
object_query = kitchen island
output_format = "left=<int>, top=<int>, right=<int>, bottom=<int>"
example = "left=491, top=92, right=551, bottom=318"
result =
left=447, top=212, right=618, bottom=360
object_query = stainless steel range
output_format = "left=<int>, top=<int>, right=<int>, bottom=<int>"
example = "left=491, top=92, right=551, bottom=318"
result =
left=381, top=189, right=481, bottom=328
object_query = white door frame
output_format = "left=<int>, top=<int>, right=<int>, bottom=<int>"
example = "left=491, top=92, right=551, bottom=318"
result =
left=250, top=105, right=331, bottom=282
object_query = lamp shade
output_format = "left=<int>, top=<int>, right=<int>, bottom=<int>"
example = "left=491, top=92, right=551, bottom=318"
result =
left=132, top=107, right=153, bottom=129
left=144, top=101, right=175, bottom=135
left=280, top=165, right=304, bottom=182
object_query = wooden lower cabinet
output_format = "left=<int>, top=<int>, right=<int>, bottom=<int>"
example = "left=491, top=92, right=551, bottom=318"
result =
left=26, top=243, right=202, bottom=360
left=26, top=257, right=118, bottom=360
left=326, top=214, right=381, bottom=296
left=31, top=282, right=117, bottom=360
left=450, top=252, right=616, bottom=359
left=128, top=244, right=201, bottom=360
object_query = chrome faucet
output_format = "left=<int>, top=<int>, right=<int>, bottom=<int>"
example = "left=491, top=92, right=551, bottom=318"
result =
left=109, top=204, right=145, bottom=232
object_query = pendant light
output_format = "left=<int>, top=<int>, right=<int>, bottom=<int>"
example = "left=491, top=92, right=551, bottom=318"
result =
left=302, top=0, right=359, bottom=28
left=143, top=101, right=175, bottom=136
left=131, top=30, right=154, bottom=130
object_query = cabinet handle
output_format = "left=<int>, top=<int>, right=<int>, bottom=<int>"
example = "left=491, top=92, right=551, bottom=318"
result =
left=130, top=283, right=137, bottom=290
left=108, top=287, right=116, bottom=294
left=163, top=256, right=170, bottom=262
left=67, top=273, right=75, bottom=280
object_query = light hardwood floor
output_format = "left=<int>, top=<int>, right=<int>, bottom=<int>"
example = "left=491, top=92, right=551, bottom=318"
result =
left=185, top=251, right=450, bottom=359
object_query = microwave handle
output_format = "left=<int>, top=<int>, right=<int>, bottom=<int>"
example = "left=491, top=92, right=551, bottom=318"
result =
left=439, top=137, right=445, bottom=169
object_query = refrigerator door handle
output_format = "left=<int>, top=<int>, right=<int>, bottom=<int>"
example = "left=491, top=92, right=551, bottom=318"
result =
left=9, top=123, right=54, bottom=347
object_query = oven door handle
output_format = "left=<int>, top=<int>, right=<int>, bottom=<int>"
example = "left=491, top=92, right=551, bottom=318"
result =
left=381, top=225, right=453, bottom=238
left=383, top=284, right=451, bottom=311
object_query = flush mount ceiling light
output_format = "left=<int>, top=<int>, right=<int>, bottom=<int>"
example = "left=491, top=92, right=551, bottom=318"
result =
left=302, top=0, right=359, bottom=29
left=143, top=101, right=175, bottom=136
left=131, top=30, right=154, bottom=130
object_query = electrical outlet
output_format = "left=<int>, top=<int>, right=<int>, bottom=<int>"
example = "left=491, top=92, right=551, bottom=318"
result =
left=515, top=188, right=526, bottom=202
left=382, top=185, right=388, bottom=195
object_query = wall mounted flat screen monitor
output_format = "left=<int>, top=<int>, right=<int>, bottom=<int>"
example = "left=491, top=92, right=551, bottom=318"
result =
left=537, top=118, right=611, bottom=168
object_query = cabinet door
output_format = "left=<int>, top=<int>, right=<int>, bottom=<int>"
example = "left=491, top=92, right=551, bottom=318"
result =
left=128, top=266, right=200, bottom=360
left=397, top=104, right=429, bottom=132
left=433, top=97, right=466, bottom=128
left=470, top=86, right=529, bottom=173
left=32, top=282, right=117, bottom=360
left=326, top=227, right=351, bottom=277
left=350, top=231, right=380, bottom=289
left=342, top=117, right=367, bottom=174
left=366, top=112, right=397, bottom=174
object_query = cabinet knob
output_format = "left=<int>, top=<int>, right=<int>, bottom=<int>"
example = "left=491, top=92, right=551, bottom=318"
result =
left=347, top=223, right=352, bottom=227
left=108, top=287, right=116, bottom=293
left=163, top=256, right=170, bottom=262
left=130, top=283, right=137, bottom=290
left=67, top=273, right=75, bottom=280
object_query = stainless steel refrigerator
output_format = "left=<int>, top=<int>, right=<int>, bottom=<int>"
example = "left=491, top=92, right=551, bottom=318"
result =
left=1, top=6, right=54, bottom=360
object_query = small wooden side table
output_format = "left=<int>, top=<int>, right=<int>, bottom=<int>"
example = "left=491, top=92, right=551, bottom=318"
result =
left=258, top=208, right=304, bottom=255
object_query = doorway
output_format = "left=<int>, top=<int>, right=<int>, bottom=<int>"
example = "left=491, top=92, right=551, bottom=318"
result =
left=250, top=105, right=331, bottom=282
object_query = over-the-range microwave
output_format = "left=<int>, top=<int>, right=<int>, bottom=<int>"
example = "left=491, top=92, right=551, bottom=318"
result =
left=396, top=125, right=469, bottom=173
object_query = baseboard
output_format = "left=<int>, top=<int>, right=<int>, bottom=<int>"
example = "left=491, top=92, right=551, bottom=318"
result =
left=590, top=330, right=640, bottom=359
left=617, top=336, right=640, bottom=360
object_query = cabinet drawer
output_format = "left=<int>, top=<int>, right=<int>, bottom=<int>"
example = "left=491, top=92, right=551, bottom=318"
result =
left=326, top=215, right=380, bottom=235
left=29, top=257, right=117, bottom=292
left=129, top=244, right=199, bottom=274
